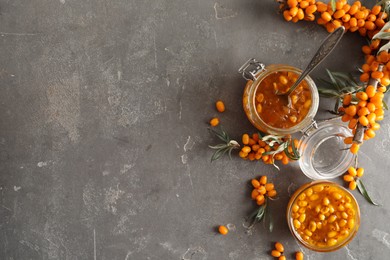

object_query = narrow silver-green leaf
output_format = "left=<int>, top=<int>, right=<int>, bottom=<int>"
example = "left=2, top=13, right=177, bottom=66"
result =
left=373, top=31, right=390, bottom=40
left=330, top=0, right=336, bottom=12
left=356, top=179, right=380, bottom=206
left=383, top=100, right=389, bottom=110
left=379, top=41, right=390, bottom=53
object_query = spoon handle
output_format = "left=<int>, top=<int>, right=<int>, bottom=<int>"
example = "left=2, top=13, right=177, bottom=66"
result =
left=285, top=26, right=346, bottom=96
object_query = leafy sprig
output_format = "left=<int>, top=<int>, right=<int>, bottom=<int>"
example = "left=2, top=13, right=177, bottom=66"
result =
left=208, top=127, right=240, bottom=162
left=356, top=179, right=379, bottom=206
left=245, top=199, right=274, bottom=232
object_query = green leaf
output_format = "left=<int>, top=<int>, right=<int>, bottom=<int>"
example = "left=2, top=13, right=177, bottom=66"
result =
left=208, top=144, right=229, bottom=149
left=373, top=31, right=390, bottom=40
left=330, top=0, right=336, bottom=12
left=383, top=100, right=389, bottom=110
left=356, top=179, right=380, bottom=206
left=379, top=41, right=390, bottom=54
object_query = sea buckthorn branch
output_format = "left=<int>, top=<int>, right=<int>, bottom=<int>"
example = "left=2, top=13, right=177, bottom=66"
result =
left=246, top=176, right=277, bottom=232
left=240, top=132, right=300, bottom=169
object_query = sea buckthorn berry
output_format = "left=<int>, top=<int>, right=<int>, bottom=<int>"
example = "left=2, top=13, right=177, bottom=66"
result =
left=350, top=143, right=360, bottom=154
left=258, top=186, right=266, bottom=195
left=348, top=4, right=359, bottom=15
left=356, top=168, right=364, bottom=177
left=361, top=45, right=371, bottom=55
left=268, top=189, right=277, bottom=197
left=275, top=242, right=284, bottom=252
left=357, top=100, right=367, bottom=107
left=358, top=115, right=369, bottom=126
left=215, top=101, right=225, bottom=112
left=218, top=225, right=229, bottom=235
left=297, top=8, right=305, bottom=20
left=296, top=251, right=304, bottom=260
left=342, top=14, right=351, bottom=23
left=251, top=179, right=260, bottom=188
left=239, top=151, right=248, bottom=158
left=355, top=10, right=365, bottom=19
left=372, top=71, right=384, bottom=79
left=279, top=256, right=286, bottom=260
left=283, top=10, right=293, bottom=21
left=242, top=146, right=251, bottom=154
left=265, top=183, right=274, bottom=191
left=242, top=134, right=249, bottom=145
left=341, top=114, right=352, bottom=122
left=287, top=0, right=298, bottom=8
left=210, top=117, right=219, bottom=127
left=348, top=166, right=357, bottom=177
left=317, top=2, right=328, bottom=12
left=334, top=9, right=345, bottom=19
left=306, top=5, right=317, bottom=15
left=357, top=107, right=369, bottom=116
left=356, top=91, right=368, bottom=101
left=367, top=14, right=377, bottom=22
left=378, top=51, right=389, bottom=63
left=349, top=180, right=357, bottom=190
left=260, top=175, right=267, bottom=185
left=365, top=85, right=376, bottom=98
left=371, top=122, right=380, bottom=131
left=349, top=17, right=358, bottom=27
left=360, top=72, right=369, bottom=82
left=375, top=18, right=385, bottom=28
left=321, top=12, right=332, bottom=22
left=378, top=86, right=387, bottom=92
left=361, top=63, right=370, bottom=72
left=251, top=189, right=259, bottom=199
left=372, top=5, right=382, bottom=15
left=290, top=7, right=299, bottom=17
left=271, top=250, right=282, bottom=257
left=348, top=118, right=357, bottom=129
left=345, top=105, right=357, bottom=116
left=300, top=0, right=309, bottom=8
left=365, top=21, right=376, bottom=31
left=344, top=174, right=354, bottom=182
left=366, top=102, right=376, bottom=112
left=366, top=129, right=376, bottom=138
left=344, top=137, right=353, bottom=144
left=343, top=94, right=352, bottom=105
left=367, top=113, right=376, bottom=124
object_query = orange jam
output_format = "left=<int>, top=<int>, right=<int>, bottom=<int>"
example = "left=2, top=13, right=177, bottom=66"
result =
left=288, top=182, right=359, bottom=251
left=254, top=71, right=312, bottom=129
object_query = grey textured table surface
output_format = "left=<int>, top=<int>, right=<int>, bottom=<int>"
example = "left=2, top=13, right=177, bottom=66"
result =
left=1, top=0, right=390, bottom=259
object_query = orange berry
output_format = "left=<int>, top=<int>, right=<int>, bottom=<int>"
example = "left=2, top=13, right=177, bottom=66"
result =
left=367, top=14, right=377, bottom=22
left=321, top=12, right=332, bottom=22
left=242, top=134, right=249, bottom=145
left=360, top=72, right=369, bottom=82
left=284, top=10, right=293, bottom=21
left=317, top=2, right=328, bottom=12
left=359, top=27, right=367, bottom=36
left=334, top=9, right=345, bottom=19
left=370, top=39, right=381, bottom=50
left=297, top=8, right=305, bottom=20
left=268, top=189, right=277, bottom=197
left=290, top=7, right=299, bottom=17
left=349, top=180, right=357, bottom=190
left=348, top=118, right=358, bottom=129
left=372, top=5, right=382, bottom=16
left=371, top=122, right=381, bottom=130
left=343, top=94, right=352, bottom=105
left=256, top=194, right=265, bottom=203
left=251, top=179, right=260, bottom=188
left=356, top=91, right=368, bottom=101
left=365, top=21, right=376, bottom=31
left=367, top=113, right=376, bottom=124
left=372, top=71, right=384, bottom=79
left=341, top=114, right=352, bottom=122
left=342, top=14, right=351, bottom=23
left=344, top=136, right=353, bottom=144
left=326, top=22, right=336, bottom=33
left=251, top=189, right=259, bottom=199
left=265, top=183, right=274, bottom=191
left=296, top=251, right=304, bottom=260
left=239, top=151, right=248, bottom=158
left=279, top=256, right=287, bottom=260
left=365, top=85, right=376, bottom=98
left=366, top=128, right=376, bottom=138
left=210, top=117, right=219, bottom=127
left=375, top=18, right=385, bottom=28
left=343, top=174, right=354, bottom=182
left=361, top=45, right=371, bottom=55
left=271, top=250, right=282, bottom=258
left=355, top=11, right=365, bottom=19
left=275, top=242, right=284, bottom=252
left=348, top=166, right=357, bottom=176
left=378, top=85, right=387, bottom=92
left=356, top=168, right=364, bottom=177
left=218, top=225, right=229, bottom=235
left=345, top=105, right=357, bottom=116
left=349, top=17, right=358, bottom=27
left=258, top=186, right=267, bottom=195
left=348, top=4, right=359, bottom=15
left=242, top=146, right=251, bottom=154
left=366, top=102, right=376, bottom=112
left=305, top=5, right=317, bottom=14
left=287, top=0, right=298, bottom=8
left=357, top=107, right=370, bottom=116
left=358, top=100, right=367, bottom=107
left=350, top=143, right=360, bottom=154
left=300, top=0, right=309, bottom=8
left=215, top=100, right=225, bottom=112
left=282, top=156, right=289, bottom=165
left=260, top=175, right=267, bottom=185
left=359, top=115, right=369, bottom=126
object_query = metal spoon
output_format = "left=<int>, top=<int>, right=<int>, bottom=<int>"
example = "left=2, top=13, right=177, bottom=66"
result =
left=278, top=26, right=346, bottom=107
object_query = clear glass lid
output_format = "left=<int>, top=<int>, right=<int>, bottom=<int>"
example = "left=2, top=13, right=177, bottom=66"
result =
left=298, top=121, right=355, bottom=180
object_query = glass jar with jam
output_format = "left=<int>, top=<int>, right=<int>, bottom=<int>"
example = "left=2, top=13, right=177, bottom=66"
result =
left=239, top=59, right=355, bottom=180
left=286, top=181, right=360, bottom=252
